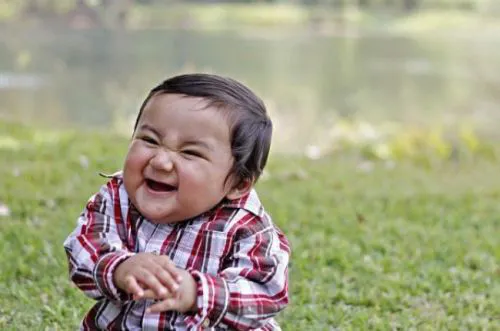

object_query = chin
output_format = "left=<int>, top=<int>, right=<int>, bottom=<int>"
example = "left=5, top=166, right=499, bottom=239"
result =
left=149, top=218, right=178, bottom=225
left=140, top=210, right=172, bottom=223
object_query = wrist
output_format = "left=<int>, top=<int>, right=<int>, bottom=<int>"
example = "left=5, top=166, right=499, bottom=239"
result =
left=94, top=251, right=134, bottom=302
left=113, top=260, right=127, bottom=291
left=182, top=269, right=199, bottom=313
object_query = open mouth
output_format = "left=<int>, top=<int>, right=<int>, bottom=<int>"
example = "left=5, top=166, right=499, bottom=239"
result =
left=145, top=179, right=177, bottom=192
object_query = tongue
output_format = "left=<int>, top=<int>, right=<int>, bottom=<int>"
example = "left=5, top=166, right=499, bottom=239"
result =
left=147, top=180, right=175, bottom=192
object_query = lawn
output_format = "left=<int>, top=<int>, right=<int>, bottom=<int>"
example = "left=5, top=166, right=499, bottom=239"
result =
left=0, top=120, right=499, bottom=330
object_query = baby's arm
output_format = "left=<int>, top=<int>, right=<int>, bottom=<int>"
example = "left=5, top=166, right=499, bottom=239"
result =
left=63, top=182, right=135, bottom=302
left=63, top=180, right=180, bottom=303
left=185, top=220, right=290, bottom=330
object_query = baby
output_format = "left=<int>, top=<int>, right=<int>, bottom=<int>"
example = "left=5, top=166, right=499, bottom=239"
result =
left=63, top=73, right=290, bottom=330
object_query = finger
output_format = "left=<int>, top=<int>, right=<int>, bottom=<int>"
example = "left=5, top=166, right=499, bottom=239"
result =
left=154, top=267, right=180, bottom=294
left=124, top=276, right=144, bottom=298
left=137, top=289, right=156, bottom=300
left=136, top=270, right=170, bottom=299
left=138, top=289, right=175, bottom=300
left=132, top=280, right=148, bottom=300
left=146, top=298, right=178, bottom=314
left=158, top=257, right=183, bottom=283
left=133, top=289, right=152, bottom=300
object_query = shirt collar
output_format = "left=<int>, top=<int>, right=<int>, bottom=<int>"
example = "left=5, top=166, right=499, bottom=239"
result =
left=218, top=189, right=263, bottom=217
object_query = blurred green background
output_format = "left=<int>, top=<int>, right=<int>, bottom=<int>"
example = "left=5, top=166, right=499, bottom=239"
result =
left=1, top=1, right=500, bottom=330
left=1, top=0, right=500, bottom=153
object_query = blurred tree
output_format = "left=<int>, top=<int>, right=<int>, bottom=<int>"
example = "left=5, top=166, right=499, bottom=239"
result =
left=0, top=0, right=498, bottom=25
left=403, top=0, right=418, bottom=11
left=358, top=0, right=368, bottom=7
left=66, top=0, right=100, bottom=28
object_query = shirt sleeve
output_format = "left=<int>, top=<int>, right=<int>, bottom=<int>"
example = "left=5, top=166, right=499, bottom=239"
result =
left=63, top=180, right=134, bottom=303
left=185, top=222, right=291, bottom=330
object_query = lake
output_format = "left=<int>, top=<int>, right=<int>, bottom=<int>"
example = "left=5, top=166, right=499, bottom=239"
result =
left=1, top=27, right=499, bottom=152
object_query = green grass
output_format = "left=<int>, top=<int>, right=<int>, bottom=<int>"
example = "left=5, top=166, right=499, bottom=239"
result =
left=1, top=120, right=499, bottom=330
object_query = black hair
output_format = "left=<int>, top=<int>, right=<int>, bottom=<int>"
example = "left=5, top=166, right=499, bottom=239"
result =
left=133, top=73, right=272, bottom=187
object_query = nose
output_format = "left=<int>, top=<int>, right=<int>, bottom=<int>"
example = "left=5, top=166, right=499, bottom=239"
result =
left=149, top=149, right=174, bottom=172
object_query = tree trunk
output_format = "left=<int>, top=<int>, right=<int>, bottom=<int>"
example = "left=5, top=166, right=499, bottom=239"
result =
left=403, top=0, right=418, bottom=12
left=358, top=0, right=369, bottom=8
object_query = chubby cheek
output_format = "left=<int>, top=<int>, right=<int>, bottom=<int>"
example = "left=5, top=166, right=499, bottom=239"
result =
left=176, top=163, right=201, bottom=189
left=180, top=163, right=228, bottom=198
left=123, top=147, right=148, bottom=186
left=125, top=143, right=148, bottom=167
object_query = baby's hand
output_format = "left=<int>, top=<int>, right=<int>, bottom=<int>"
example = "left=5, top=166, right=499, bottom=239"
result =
left=145, top=268, right=198, bottom=314
left=114, top=253, right=183, bottom=300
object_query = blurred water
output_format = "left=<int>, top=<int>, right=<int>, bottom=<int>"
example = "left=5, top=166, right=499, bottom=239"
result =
left=1, top=28, right=499, bottom=151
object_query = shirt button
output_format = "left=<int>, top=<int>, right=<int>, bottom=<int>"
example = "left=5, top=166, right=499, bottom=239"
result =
left=202, top=318, right=210, bottom=328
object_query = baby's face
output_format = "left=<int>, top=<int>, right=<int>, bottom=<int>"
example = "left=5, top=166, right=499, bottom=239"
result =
left=123, top=93, right=235, bottom=224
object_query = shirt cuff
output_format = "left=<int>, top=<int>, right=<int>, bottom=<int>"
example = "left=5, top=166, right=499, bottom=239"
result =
left=93, top=251, right=134, bottom=302
left=184, top=270, right=229, bottom=329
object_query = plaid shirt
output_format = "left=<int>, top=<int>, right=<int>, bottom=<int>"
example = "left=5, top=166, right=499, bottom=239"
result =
left=63, top=174, right=290, bottom=330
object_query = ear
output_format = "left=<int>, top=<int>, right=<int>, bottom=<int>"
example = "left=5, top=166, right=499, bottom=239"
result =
left=226, top=178, right=253, bottom=200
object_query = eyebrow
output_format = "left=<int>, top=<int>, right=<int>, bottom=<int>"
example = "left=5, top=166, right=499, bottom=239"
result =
left=138, top=124, right=162, bottom=137
left=138, top=124, right=213, bottom=151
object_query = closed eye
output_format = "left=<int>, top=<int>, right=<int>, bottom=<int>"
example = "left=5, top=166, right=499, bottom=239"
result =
left=139, top=136, right=158, bottom=145
left=182, top=150, right=204, bottom=158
